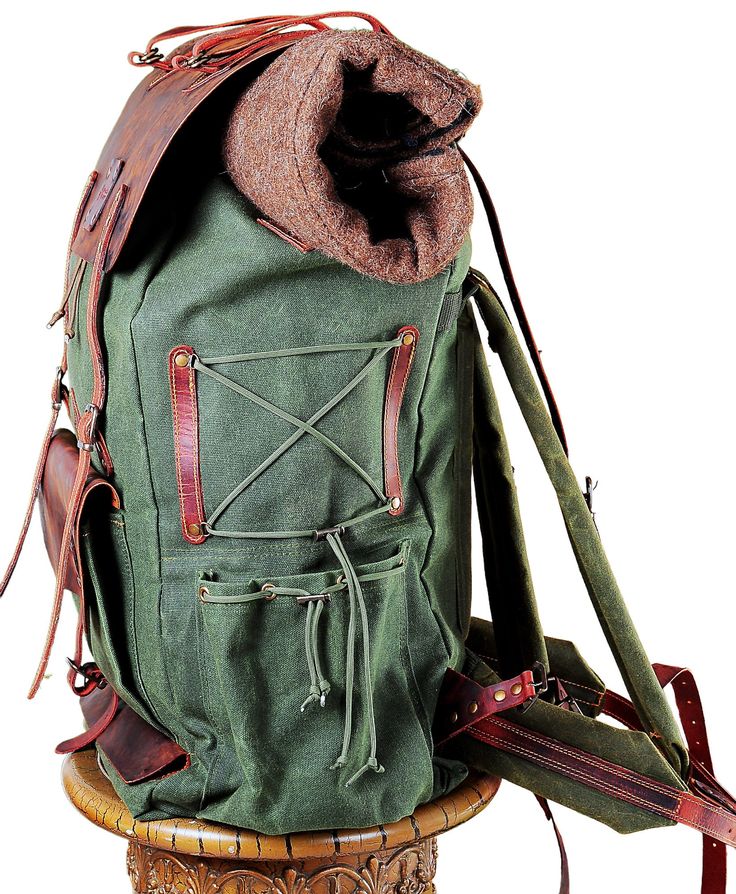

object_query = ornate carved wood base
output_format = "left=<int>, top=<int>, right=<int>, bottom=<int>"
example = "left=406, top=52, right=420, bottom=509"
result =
left=127, top=837, right=438, bottom=894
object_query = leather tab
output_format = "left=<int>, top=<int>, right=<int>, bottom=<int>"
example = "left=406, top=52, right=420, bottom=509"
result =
left=383, top=326, right=419, bottom=516
left=433, top=666, right=537, bottom=746
left=168, top=345, right=207, bottom=544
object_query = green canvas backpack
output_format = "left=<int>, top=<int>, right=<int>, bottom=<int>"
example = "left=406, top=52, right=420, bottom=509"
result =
left=1, top=12, right=734, bottom=892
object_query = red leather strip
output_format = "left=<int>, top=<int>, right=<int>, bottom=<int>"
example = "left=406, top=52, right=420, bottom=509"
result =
left=169, top=345, right=207, bottom=544
left=55, top=684, right=120, bottom=754
left=433, top=667, right=537, bottom=747
left=27, top=188, right=126, bottom=698
left=602, top=668, right=733, bottom=893
left=383, top=325, right=419, bottom=516
left=257, top=218, right=313, bottom=253
left=0, top=370, right=64, bottom=599
left=536, top=796, right=570, bottom=894
left=461, top=150, right=569, bottom=455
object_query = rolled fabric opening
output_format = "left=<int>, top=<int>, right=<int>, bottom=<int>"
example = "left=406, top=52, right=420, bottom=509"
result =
left=224, top=29, right=481, bottom=284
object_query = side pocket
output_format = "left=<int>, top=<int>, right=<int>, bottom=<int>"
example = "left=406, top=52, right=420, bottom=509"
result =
left=195, top=540, right=441, bottom=831
left=81, top=510, right=152, bottom=724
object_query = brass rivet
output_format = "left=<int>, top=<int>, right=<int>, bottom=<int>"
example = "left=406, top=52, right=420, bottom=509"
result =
left=198, top=586, right=209, bottom=602
left=468, top=701, right=479, bottom=714
left=510, top=683, right=523, bottom=696
left=450, top=712, right=458, bottom=724
left=174, top=351, right=190, bottom=368
left=187, top=523, right=202, bottom=537
left=494, top=689, right=507, bottom=703
left=402, top=332, right=415, bottom=346
left=390, top=496, right=402, bottom=511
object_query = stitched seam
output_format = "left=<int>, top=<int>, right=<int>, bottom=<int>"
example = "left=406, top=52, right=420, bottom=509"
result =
left=488, top=716, right=681, bottom=800
left=471, top=725, right=679, bottom=819
left=169, top=352, right=191, bottom=541
left=384, top=330, right=417, bottom=510
left=187, top=360, right=206, bottom=525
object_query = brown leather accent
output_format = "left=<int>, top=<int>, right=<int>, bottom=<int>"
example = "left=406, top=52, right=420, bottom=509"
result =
left=169, top=345, right=207, bottom=544
left=383, top=325, right=419, bottom=516
left=433, top=667, right=537, bottom=747
left=70, top=40, right=302, bottom=272
left=56, top=681, right=190, bottom=784
left=83, top=158, right=124, bottom=231
left=454, top=667, right=735, bottom=891
left=96, top=696, right=190, bottom=785
left=38, top=429, right=120, bottom=594
left=56, top=683, right=120, bottom=754
left=30, top=428, right=119, bottom=699
left=0, top=369, right=65, bottom=599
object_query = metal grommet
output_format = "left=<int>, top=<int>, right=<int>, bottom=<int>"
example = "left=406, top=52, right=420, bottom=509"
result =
left=198, top=586, right=210, bottom=603
left=175, top=351, right=191, bottom=368
left=494, top=689, right=507, bottom=703
left=261, top=582, right=277, bottom=601
left=336, top=575, right=346, bottom=586
left=511, top=683, right=523, bottom=697
left=187, top=523, right=202, bottom=538
left=468, top=701, right=479, bottom=715
left=450, top=711, right=459, bottom=724
left=390, top=496, right=402, bottom=511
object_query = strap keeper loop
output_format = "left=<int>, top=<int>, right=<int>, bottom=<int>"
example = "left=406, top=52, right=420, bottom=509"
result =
left=77, top=404, right=100, bottom=452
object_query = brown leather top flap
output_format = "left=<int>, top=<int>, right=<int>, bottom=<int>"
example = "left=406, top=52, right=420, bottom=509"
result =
left=70, top=40, right=301, bottom=271
left=39, top=429, right=119, bottom=593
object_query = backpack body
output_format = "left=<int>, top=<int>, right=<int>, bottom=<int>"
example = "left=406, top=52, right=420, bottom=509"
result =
left=66, top=173, right=474, bottom=833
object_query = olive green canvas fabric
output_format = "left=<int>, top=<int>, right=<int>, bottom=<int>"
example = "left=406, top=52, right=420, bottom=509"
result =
left=68, top=175, right=474, bottom=833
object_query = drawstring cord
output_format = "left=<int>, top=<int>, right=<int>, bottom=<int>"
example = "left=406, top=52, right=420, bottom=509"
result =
left=201, top=536, right=406, bottom=786
left=326, top=531, right=384, bottom=786
left=259, top=584, right=332, bottom=712
left=300, top=596, right=331, bottom=711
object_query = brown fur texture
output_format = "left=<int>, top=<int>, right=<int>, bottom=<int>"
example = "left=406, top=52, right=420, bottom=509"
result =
left=224, top=30, right=481, bottom=284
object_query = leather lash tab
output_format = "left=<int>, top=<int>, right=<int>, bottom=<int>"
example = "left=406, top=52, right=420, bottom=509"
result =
left=168, top=345, right=207, bottom=544
left=433, top=667, right=538, bottom=747
left=383, top=326, right=419, bottom=516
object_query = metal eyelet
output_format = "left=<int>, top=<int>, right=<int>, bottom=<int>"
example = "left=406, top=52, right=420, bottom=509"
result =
left=261, top=582, right=278, bottom=601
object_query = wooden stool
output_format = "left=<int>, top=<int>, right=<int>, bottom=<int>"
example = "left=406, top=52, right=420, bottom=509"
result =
left=62, top=750, right=499, bottom=893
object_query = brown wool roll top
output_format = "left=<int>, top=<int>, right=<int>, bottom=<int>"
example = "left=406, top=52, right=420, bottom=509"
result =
left=224, top=29, right=482, bottom=284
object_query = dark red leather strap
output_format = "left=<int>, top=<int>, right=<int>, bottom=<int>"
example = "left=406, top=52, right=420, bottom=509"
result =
left=434, top=666, right=539, bottom=746
left=460, top=148, right=569, bottom=455
left=536, top=796, right=570, bottom=894
left=602, top=666, right=733, bottom=894
left=129, top=13, right=391, bottom=72
left=383, top=325, right=419, bottom=516
left=169, top=345, right=207, bottom=544
left=0, top=370, right=65, bottom=599
left=55, top=682, right=120, bottom=754
left=27, top=187, right=126, bottom=698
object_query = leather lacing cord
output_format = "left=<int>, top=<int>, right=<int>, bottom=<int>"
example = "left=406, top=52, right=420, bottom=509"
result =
left=191, top=337, right=407, bottom=784
left=128, top=12, right=390, bottom=75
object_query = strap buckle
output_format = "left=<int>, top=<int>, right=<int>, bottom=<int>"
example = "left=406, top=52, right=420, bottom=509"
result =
left=66, top=658, right=107, bottom=697
left=77, top=404, right=100, bottom=452
left=519, top=661, right=549, bottom=714
left=52, top=367, right=65, bottom=410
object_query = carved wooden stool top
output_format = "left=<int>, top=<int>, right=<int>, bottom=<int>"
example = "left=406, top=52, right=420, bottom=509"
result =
left=62, top=750, right=500, bottom=861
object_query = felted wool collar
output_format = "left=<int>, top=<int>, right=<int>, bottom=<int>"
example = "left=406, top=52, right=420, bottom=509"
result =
left=224, top=29, right=482, bottom=284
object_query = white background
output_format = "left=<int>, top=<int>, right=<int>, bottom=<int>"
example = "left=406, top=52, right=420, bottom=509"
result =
left=0, top=2, right=734, bottom=891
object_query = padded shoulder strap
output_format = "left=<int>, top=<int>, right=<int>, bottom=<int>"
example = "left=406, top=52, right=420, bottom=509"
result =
left=471, top=274, right=688, bottom=773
